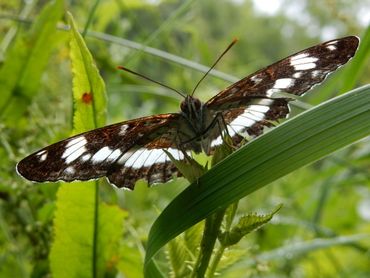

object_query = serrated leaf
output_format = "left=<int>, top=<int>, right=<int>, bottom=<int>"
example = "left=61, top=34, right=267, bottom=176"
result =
left=0, top=0, right=64, bottom=123
left=167, top=236, right=193, bottom=277
left=219, top=204, right=282, bottom=246
left=68, top=12, right=107, bottom=131
left=50, top=12, right=111, bottom=278
left=145, top=85, right=370, bottom=277
left=183, top=221, right=204, bottom=257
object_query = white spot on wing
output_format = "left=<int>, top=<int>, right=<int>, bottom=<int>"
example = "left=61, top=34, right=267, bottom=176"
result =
left=274, top=78, right=295, bottom=89
left=62, top=137, right=87, bottom=159
left=36, top=150, right=46, bottom=156
left=119, top=125, right=129, bottom=135
left=66, top=136, right=86, bottom=148
left=166, top=148, right=184, bottom=160
left=326, top=40, right=338, bottom=45
left=81, top=154, right=91, bottom=161
left=290, top=53, right=309, bottom=61
left=124, top=149, right=146, bottom=168
left=266, top=88, right=280, bottom=97
left=311, top=70, right=322, bottom=78
left=326, top=45, right=336, bottom=51
left=293, top=72, right=303, bottom=78
left=106, top=149, right=122, bottom=162
left=92, top=147, right=113, bottom=163
left=65, top=147, right=86, bottom=164
left=292, top=63, right=316, bottom=70
left=40, top=153, right=47, bottom=162
left=231, top=116, right=255, bottom=128
left=290, top=56, right=318, bottom=71
left=143, top=149, right=165, bottom=167
left=251, top=75, right=263, bottom=84
left=64, top=166, right=75, bottom=175
left=211, top=136, right=223, bottom=147
left=117, top=151, right=134, bottom=165
left=248, top=105, right=270, bottom=113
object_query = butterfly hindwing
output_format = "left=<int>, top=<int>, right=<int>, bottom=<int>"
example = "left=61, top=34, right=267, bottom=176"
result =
left=17, top=114, right=187, bottom=189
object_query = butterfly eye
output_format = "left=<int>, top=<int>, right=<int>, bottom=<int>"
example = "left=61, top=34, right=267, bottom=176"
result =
left=180, top=100, right=188, bottom=113
left=194, top=98, right=201, bottom=109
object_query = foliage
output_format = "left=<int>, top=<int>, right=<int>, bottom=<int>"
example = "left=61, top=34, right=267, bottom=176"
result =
left=1, top=0, right=369, bottom=277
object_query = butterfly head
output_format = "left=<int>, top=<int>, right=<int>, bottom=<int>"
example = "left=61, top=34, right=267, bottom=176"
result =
left=180, top=95, right=203, bottom=119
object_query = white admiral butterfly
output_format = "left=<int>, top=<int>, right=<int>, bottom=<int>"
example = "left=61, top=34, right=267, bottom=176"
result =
left=17, top=36, right=359, bottom=189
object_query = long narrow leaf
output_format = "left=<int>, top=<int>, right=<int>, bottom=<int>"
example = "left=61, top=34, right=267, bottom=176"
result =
left=227, top=234, right=370, bottom=271
left=0, top=0, right=64, bottom=122
left=145, top=85, right=370, bottom=276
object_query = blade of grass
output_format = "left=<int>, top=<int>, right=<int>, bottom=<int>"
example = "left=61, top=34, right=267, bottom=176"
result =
left=0, top=0, right=64, bottom=123
left=228, top=233, right=370, bottom=271
left=144, top=85, right=370, bottom=276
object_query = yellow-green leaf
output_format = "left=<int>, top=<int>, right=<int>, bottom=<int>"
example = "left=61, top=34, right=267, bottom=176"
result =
left=219, top=204, right=282, bottom=246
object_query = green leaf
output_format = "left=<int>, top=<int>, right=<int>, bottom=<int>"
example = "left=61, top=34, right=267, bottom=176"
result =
left=167, top=234, right=193, bottom=277
left=0, top=0, right=64, bottom=123
left=144, top=85, right=370, bottom=276
left=49, top=12, right=112, bottom=278
left=219, top=204, right=282, bottom=246
left=166, top=221, right=203, bottom=277
left=49, top=183, right=98, bottom=278
left=68, top=12, right=107, bottom=131
left=97, top=204, right=128, bottom=277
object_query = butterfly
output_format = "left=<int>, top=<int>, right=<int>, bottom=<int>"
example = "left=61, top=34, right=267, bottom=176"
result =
left=17, top=36, right=359, bottom=190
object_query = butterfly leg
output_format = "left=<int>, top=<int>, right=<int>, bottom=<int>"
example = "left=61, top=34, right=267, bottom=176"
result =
left=215, top=112, right=240, bottom=151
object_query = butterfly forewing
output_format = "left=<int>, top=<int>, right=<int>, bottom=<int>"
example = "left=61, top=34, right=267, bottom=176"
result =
left=206, top=36, right=359, bottom=109
left=17, top=114, right=188, bottom=189
left=206, top=36, right=359, bottom=148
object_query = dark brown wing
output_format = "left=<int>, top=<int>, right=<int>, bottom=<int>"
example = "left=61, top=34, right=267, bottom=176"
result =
left=206, top=36, right=359, bottom=111
left=17, top=114, right=188, bottom=190
left=206, top=36, right=359, bottom=149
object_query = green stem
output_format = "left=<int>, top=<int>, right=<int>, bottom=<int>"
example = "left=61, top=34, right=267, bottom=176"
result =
left=92, top=181, right=99, bottom=278
left=207, top=201, right=239, bottom=277
left=191, top=208, right=226, bottom=278
left=207, top=245, right=226, bottom=278
left=82, top=0, right=101, bottom=37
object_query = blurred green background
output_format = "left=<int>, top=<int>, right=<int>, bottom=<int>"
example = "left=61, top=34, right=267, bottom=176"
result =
left=0, top=0, right=369, bottom=277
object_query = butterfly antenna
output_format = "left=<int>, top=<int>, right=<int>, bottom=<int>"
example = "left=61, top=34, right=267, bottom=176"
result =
left=117, top=66, right=186, bottom=98
left=191, top=38, right=238, bottom=96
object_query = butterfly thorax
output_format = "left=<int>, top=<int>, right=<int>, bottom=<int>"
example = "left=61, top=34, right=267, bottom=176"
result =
left=179, top=95, right=217, bottom=153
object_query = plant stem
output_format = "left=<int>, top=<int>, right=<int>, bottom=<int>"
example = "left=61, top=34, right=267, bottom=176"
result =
left=207, top=201, right=239, bottom=277
left=92, top=181, right=99, bottom=278
left=207, top=245, right=226, bottom=278
left=191, top=208, right=226, bottom=278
